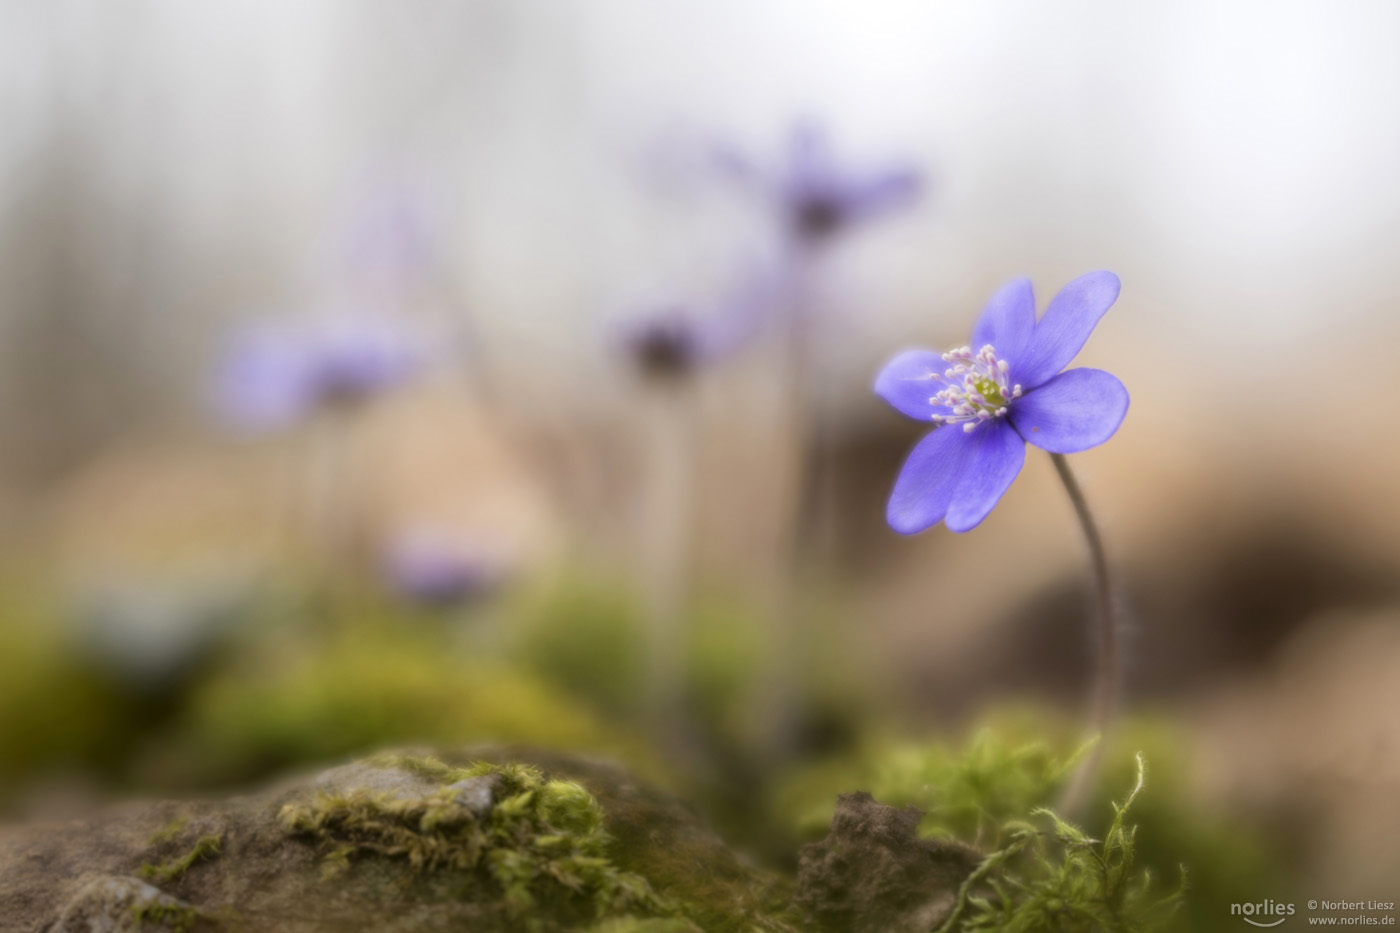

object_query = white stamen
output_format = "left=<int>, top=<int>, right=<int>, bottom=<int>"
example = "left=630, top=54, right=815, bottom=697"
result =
left=927, top=342, right=1018, bottom=434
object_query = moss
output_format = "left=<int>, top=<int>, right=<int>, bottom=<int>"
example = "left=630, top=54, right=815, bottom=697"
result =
left=151, top=625, right=656, bottom=788
left=438, top=748, right=807, bottom=933
left=368, top=751, right=477, bottom=784
left=584, top=920, right=704, bottom=933
left=146, top=815, right=189, bottom=847
left=779, top=710, right=1286, bottom=932
left=128, top=901, right=203, bottom=933
left=1087, top=719, right=1283, bottom=933
left=513, top=581, right=872, bottom=758
left=776, top=710, right=1080, bottom=848
left=280, top=756, right=669, bottom=926
left=937, top=756, right=1184, bottom=932
left=139, top=834, right=223, bottom=883
left=514, top=578, right=647, bottom=718
left=0, top=588, right=157, bottom=792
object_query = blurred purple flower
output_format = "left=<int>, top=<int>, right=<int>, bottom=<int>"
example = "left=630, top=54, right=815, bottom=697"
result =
left=335, top=178, right=439, bottom=296
left=217, top=311, right=422, bottom=431
left=379, top=526, right=506, bottom=609
left=614, top=306, right=710, bottom=379
left=612, top=266, right=780, bottom=379
left=874, top=272, right=1129, bottom=534
left=612, top=303, right=755, bottom=380
left=719, top=121, right=921, bottom=244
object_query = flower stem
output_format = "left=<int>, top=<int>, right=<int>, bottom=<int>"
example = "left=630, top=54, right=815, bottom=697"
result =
left=640, top=378, right=698, bottom=723
left=305, top=406, right=358, bottom=604
left=759, top=245, right=822, bottom=757
left=1050, top=452, right=1121, bottom=819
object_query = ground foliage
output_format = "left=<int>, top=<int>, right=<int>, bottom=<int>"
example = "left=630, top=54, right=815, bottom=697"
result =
left=280, top=756, right=670, bottom=926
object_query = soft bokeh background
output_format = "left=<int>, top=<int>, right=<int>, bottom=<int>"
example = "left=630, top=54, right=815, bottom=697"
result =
left=3, top=0, right=1399, bottom=925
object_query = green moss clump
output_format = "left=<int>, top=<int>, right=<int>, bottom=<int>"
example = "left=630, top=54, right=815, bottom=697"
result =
left=939, top=755, right=1184, bottom=932
left=878, top=724, right=1088, bottom=849
left=778, top=712, right=1089, bottom=848
left=128, top=901, right=203, bottom=933
left=152, top=627, right=650, bottom=788
left=515, top=579, right=647, bottom=718
left=368, top=751, right=477, bottom=784
left=0, top=589, right=157, bottom=792
left=779, top=711, right=1286, bottom=932
left=280, top=757, right=669, bottom=925
left=139, top=834, right=223, bottom=883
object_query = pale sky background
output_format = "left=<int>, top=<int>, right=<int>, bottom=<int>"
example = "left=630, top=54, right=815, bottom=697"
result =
left=2, top=0, right=1399, bottom=466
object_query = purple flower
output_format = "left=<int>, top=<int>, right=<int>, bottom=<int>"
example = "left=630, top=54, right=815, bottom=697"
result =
left=720, top=121, right=921, bottom=243
left=217, top=311, right=422, bottom=431
left=334, top=177, right=438, bottom=296
left=614, top=306, right=713, bottom=379
left=613, top=301, right=762, bottom=380
left=379, top=526, right=507, bottom=609
left=874, top=272, right=1129, bottom=534
left=612, top=266, right=780, bottom=379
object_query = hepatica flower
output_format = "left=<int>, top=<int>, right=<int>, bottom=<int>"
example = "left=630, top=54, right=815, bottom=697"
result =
left=614, top=299, right=765, bottom=382
left=217, top=311, right=422, bottom=431
left=874, top=272, right=1129, bottom=534
left=614, top=306, right=723, bottom=380
left=612, top=266, right=779, bottom=380
left=379, top=525, right=507, bottom=609
left=335, top=177, right=439, bottom=298
left=720, top=121, right=921, bottom=244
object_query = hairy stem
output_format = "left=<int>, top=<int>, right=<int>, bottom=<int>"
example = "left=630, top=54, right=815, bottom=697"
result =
left=1051, top=452, right=1121, bottom=818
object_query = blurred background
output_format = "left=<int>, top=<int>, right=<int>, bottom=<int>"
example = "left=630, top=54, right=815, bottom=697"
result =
left=3, top=0, right=1400, bottom=926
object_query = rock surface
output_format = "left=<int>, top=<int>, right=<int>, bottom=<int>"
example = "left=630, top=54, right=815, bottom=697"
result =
left=795, top=791, right=981, bottom=933
left=50, top=875, right=201, bottom=933
left=0, top=747, right=795, bottom=933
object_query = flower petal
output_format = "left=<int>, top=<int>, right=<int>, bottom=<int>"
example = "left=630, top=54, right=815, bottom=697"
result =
left=1009, top=368, right=1129, bottom=454
left=886, top=426, right=976, bottom=534
left=215, top=327, right=314, bottom=430
left=784, top=120, right=837, bottom=195
left=873, top=349, right=952, bottom=421
left=311, top=314, right=422, bottom=398
left=1014, top=271, right=1121, bottom=389
left=842, top=167, right=921, bottom=219
left=945, top=421, right=1026, bottom=533
left=970, top=278, right=1036, bottom=365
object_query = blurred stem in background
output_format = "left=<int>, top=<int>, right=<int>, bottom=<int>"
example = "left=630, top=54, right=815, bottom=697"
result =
left=718, top=121, right=922, bottom=758
left=613, top=305, right=716, bottom=741
left=758, top=244, right=826, bottom=758
left=639, top=377, right=700, bottom=729
left=612, top=265, right=776, bottom=739
left=1050, top=452, right=1123, bottom=819
left=302, top=405, right=363, bottom=609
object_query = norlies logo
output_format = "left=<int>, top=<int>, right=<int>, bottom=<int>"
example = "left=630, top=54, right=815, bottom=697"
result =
left=1232, top=900, right=1296, bottom=927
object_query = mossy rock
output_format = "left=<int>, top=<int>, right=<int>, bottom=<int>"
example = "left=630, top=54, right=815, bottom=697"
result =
left=0, top=747, right=797, bottom=932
